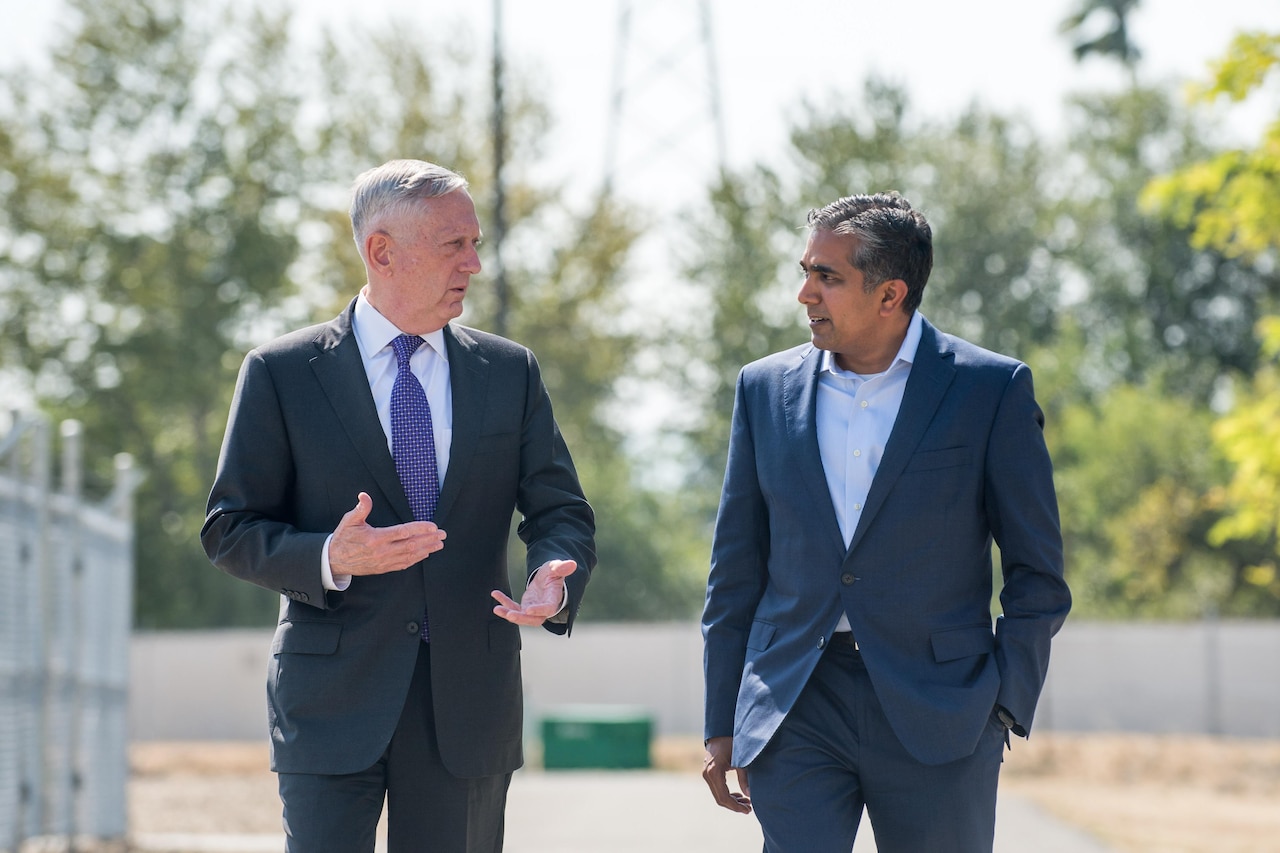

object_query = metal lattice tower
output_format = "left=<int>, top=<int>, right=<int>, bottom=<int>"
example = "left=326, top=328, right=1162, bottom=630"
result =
left=603, top=0, right=727, bottom=200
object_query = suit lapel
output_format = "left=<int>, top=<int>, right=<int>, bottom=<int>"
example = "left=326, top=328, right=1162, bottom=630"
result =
left=436, top=324, right=488, bottom=523
left=846, top=319, right=956, bottom=557
left=783, top=345, right=846, bottom=556
left=310, top=300, right=414, bottom=523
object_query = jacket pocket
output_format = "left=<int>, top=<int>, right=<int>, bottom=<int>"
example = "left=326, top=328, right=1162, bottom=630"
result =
left=746, top=620, right=777, bottom=652
left=930, top=624, right=994, bottom=662
left=904, top=446, right=971, bottom=473
left=271, top=619, right=342, bottom=655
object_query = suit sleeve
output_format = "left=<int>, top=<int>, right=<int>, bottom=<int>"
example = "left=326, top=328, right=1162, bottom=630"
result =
left=702, top=370, right=769, bottom=740
left=986, top=363, right=1071, bottom=733
left=200, top=349, right=332, bottom=609
left=513, top=349, right=596, bottom=635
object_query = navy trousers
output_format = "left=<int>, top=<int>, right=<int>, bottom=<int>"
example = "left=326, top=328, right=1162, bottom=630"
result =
left=747, top=640, right=1006, bottom=853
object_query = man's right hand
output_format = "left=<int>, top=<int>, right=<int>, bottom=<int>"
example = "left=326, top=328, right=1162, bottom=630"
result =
left=329, top=492, right=446, bottom=576
left=702, top=736, right=752, bottom=814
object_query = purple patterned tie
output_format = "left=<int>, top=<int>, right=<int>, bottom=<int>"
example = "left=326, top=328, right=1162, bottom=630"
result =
left=390, top=334, right=439, bottom=641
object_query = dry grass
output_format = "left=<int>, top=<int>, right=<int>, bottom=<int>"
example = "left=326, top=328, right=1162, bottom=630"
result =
left=1000, top=733, right=1280, bottom=853
left=130, top=734, right=1280, bottom=851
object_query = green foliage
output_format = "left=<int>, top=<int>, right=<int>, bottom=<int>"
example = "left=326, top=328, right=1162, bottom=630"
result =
left=1137, top=29, right=1280, bottom=612
left=1055, top=85, right=1280, bottom=400
left=483, top=195, right=709, bottom=621
left=1141, top=32, right=1280, bottom=259
left=675, top=167, right=804, bottom=501
left=1045, top=377, right=1233, bottom=616
left=1206, top=318, right=1280, bottom=605
left=2, top=0, right=311, bottom=627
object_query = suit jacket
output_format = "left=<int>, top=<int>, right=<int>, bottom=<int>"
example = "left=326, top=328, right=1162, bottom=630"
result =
left=202, top=299, right=595, bottom=778
left=703, top=316, right=1069, bottom=767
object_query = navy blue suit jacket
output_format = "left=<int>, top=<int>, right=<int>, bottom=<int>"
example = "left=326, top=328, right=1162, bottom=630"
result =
left=703, top=316, right=1069, bottom=767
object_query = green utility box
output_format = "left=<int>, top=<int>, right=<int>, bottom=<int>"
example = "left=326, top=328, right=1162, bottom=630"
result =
left=540, top=705, right=653, bottom=770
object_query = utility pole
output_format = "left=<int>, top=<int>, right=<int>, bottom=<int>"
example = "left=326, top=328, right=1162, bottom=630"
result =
left=491, top=0, right=510, bottom=337
left=603, top=0, right=727, bottom=199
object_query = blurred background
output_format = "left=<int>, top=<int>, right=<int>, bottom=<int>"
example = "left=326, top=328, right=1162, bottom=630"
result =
left=2, top=0, right=1279, bottom=850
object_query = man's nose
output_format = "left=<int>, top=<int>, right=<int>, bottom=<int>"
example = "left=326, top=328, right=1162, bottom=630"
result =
left=797, top=276, right=817, bottom=303
left=463, top=247, right=482, bottom=274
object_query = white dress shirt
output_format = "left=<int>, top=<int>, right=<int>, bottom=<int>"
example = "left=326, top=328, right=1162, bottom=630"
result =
left=815, top=310, right=923, bottom=632
left=321, top=293, right=453, bottom=590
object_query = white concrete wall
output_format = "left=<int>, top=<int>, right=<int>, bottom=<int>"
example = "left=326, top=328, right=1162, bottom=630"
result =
left=129, top=620, right=1280, bottom=742
left=1038, top=620, right=1280, bottom=736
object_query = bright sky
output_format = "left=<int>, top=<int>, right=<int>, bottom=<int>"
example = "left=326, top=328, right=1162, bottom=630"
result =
left=335, top=0, right=1279, bottom=213
left=8, top=0, right=1277, bottom=212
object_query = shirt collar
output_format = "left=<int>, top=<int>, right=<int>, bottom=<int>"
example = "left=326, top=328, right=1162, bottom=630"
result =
left=353, top=291, right=448, bottom=361
left=820, top=310, right=925, bottom=378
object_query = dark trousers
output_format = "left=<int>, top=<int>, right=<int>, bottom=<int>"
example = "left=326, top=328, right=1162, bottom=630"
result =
left=278, top=643, right=512, bottom=853
left=748, top=641, right=1005, bottom=853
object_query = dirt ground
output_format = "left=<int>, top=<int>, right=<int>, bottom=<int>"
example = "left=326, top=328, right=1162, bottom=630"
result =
left=129, top=733, right=1280, bottom=852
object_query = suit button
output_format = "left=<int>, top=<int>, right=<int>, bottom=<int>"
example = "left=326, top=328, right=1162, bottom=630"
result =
left=406, top=622, right=420, bottom=635
left=841, top=573, right=856, bottom=585
left=817, top=636, right=826, bottom=649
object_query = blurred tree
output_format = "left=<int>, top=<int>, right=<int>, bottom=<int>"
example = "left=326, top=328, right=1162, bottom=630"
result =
left=1141, top=32, right=1280, bottom=259
left=494, top=196, right=707, bottom=620
left=787, top=85, right=1063, bottom=354
left=0, top=0, right=311, bottom=628
left=1039, top=370, right=1242, bottom=617
left=0, top=0, right=699, bottom=626
left=1044, top=26, right=1280, bottom=616
left=1142, top=31, right=1280, bottom=610
left=1059, top=0, right=1142, bottom=70
left=1053, top=85, right=1279, bottom=401
left=676, top=166, right=801, bottom=506
left=1205, top=317, right=1280, bottom=610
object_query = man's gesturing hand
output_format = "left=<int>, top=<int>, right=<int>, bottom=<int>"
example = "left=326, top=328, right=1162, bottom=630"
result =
left=329, top=492, right=446, bottom=576
left=702, top=736, right=752, bottom=814
left=491, top=559, right=576, bottom=625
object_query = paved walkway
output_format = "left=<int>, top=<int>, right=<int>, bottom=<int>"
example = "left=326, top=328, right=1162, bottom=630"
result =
left=505, top=771, right=1114, bottom=852
left=133, top=769, right=1113, bottom=852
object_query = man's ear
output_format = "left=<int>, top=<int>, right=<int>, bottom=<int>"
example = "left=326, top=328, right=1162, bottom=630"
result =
left=879, top=278, right=908, bottom=316
left=366, top=232, right=393, bottom=275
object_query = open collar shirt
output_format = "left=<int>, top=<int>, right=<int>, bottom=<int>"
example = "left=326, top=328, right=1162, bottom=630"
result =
left=815, top=310, right=924, bottom=632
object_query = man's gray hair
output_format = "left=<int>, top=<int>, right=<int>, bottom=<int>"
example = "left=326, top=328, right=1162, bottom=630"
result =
left=350, top=159, right=469, bottom=251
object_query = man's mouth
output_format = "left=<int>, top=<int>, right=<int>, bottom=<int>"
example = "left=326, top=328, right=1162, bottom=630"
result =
left=808, top=316, right=828, bottom=326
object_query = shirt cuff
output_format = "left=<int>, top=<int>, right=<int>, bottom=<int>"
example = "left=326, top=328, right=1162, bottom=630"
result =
left=321, top=534, right=352, bottom=592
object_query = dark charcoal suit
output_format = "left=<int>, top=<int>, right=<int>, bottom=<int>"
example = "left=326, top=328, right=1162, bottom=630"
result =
left=202, top=299, right=594, bottom=842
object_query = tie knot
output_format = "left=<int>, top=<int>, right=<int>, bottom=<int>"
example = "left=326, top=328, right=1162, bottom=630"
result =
left=391, top=334, right=424, bottom=369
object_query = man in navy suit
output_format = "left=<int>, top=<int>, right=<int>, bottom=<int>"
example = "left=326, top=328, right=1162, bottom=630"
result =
left=701, top=192, right=1070, bottom=852
left=202, top=160, right=595, bottom=852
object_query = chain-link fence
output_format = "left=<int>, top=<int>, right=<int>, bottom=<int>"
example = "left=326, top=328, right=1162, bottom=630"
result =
left=0, top=414, right=138, bottom=852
